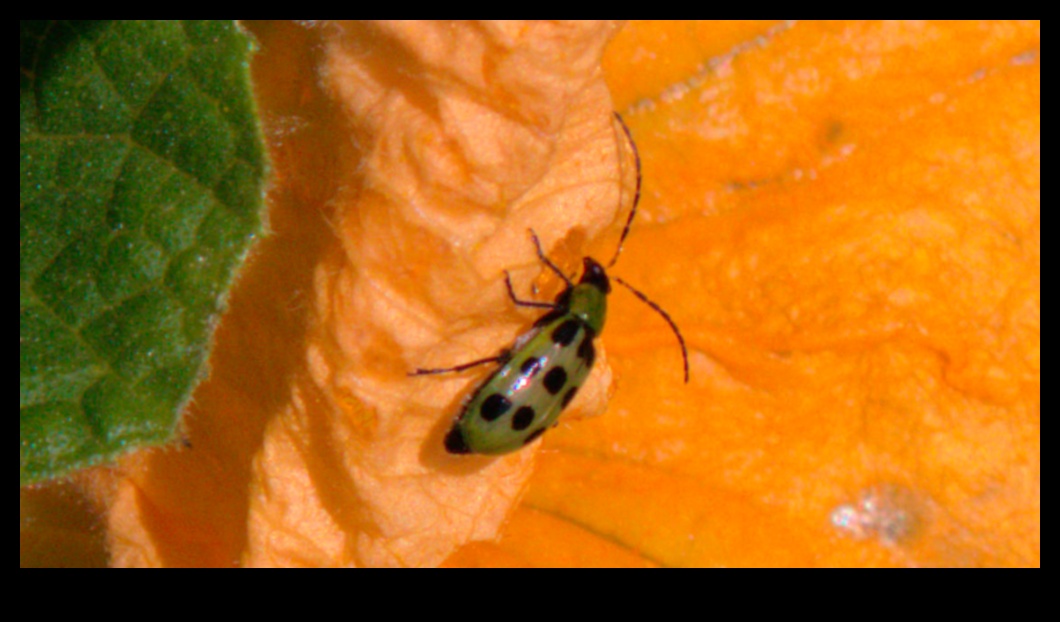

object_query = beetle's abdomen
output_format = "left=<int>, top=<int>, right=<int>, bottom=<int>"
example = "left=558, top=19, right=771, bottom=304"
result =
left=447, top=316, right=597, bottom=455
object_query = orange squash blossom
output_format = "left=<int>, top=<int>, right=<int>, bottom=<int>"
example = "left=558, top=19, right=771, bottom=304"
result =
left=21, top=20, right=1039, bottom=568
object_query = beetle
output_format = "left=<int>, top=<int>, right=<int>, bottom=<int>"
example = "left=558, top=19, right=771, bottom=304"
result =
left=412, top=113, right=688, bottom=455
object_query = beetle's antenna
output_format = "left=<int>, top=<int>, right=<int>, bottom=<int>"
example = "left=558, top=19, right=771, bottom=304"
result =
left=609, top=112, right=642, bottom=268
left=614, top=277, right=689, bottom=383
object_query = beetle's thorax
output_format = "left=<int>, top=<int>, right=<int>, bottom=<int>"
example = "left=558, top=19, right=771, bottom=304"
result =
left=566, top=257, right=609, bottom=334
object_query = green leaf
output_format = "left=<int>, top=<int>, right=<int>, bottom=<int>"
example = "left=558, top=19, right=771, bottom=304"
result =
left=20, top=21, right=266, bottom=486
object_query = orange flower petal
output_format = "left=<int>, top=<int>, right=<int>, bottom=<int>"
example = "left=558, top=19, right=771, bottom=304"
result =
left=21, top=20, right=1038, bottom=568
left=517, top=20, right=1038, bottom=568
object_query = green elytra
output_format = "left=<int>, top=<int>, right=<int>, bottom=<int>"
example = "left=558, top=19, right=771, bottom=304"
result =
left=412, top=113, right=689, bottom=455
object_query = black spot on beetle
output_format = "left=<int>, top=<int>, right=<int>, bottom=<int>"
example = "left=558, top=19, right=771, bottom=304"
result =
left=577, top=334, right=595, bottom=367
left=520, top=357, right=544, bottom=377
left=534, top=307, right=565, bottom=329
left=561, top=386, right=579, bottom=408
left=444, top=427, right=471, bottom=454
left=512, top=406, right=536, bottom=431
left=551, top=320, right=580, bottom=346
left=523, top=428, right=547, bottom=446
left=480, top=394, right=512, bottom=422
left=543, top=367, right=567, bottom=395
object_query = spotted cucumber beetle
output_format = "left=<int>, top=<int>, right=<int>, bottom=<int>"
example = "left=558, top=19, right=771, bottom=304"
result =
left=412, top=113, right=689, bottom=455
